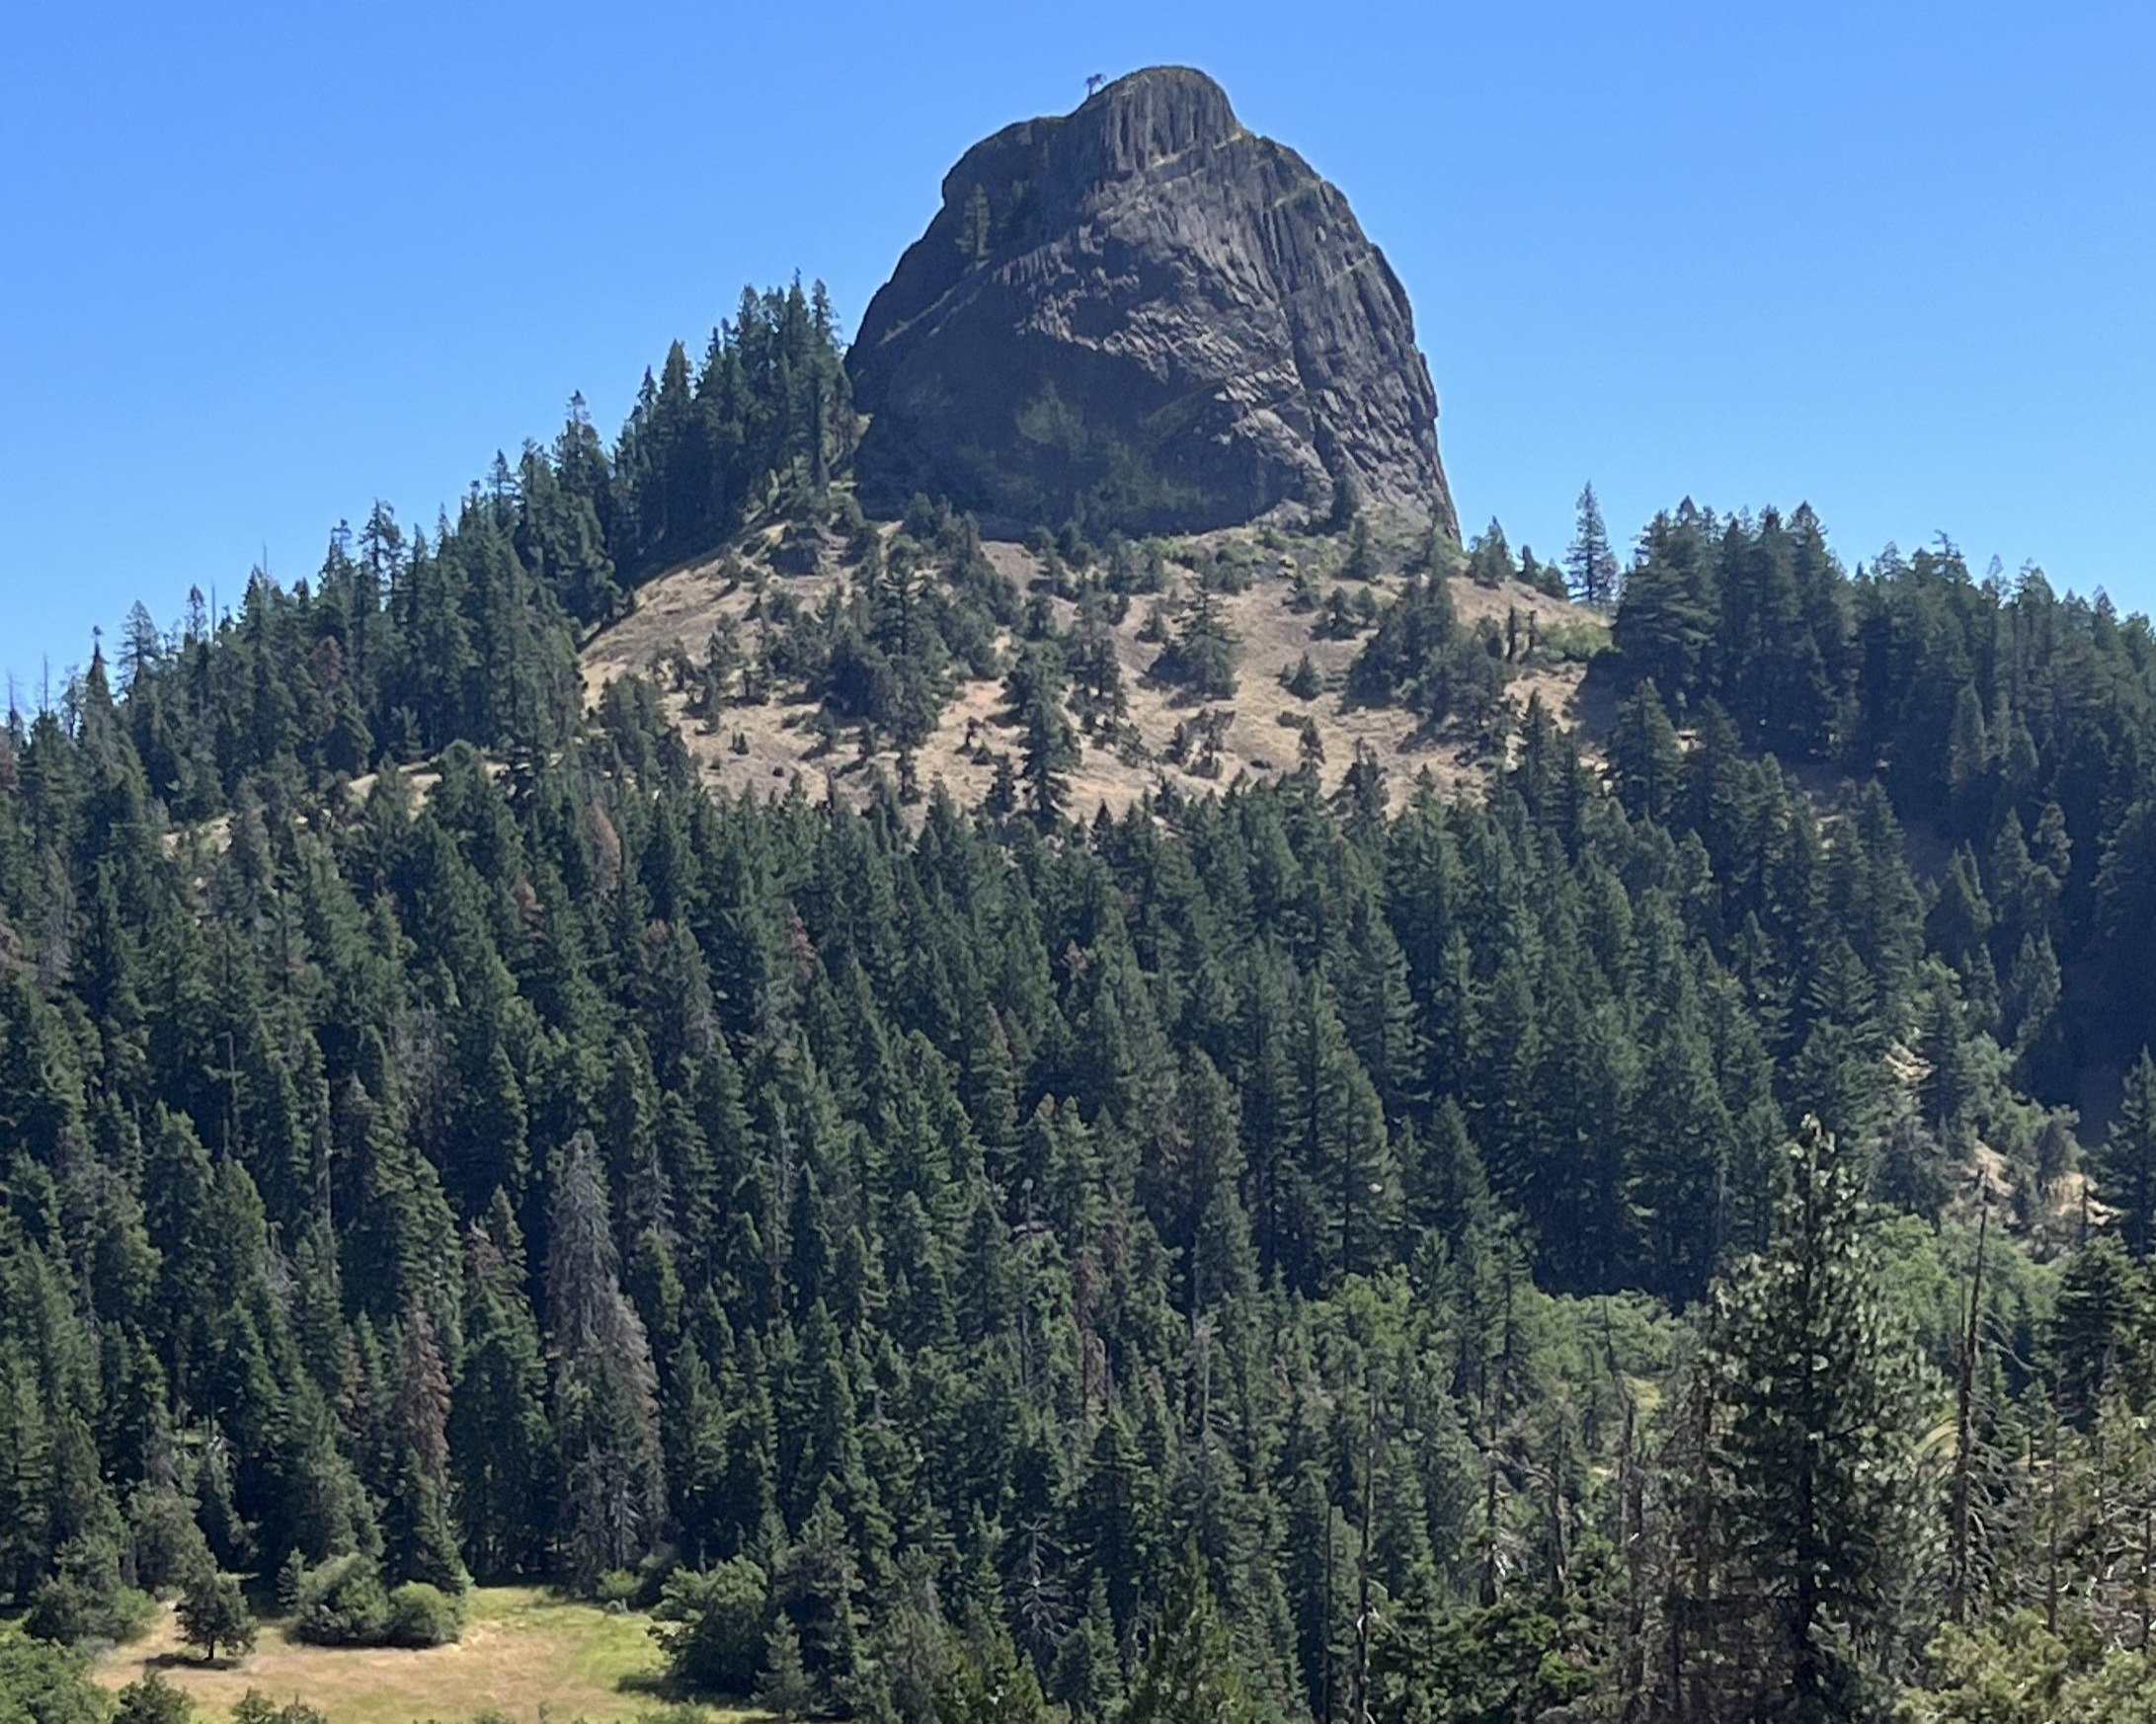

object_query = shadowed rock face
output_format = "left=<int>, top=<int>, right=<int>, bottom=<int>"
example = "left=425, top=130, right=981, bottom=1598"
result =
left=847, top=66, right=1457, bottom=539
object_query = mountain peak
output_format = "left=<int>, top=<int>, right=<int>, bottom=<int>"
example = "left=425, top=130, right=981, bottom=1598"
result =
left=849, top=68, right=1456, bottom=538
left=1070, top=64, right=1241, bottom=163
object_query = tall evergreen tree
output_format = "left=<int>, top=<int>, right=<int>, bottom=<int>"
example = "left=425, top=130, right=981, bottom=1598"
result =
left=2093, top=1050, right=2156, bottom=1261
left=546, top=1134, right=663, bottom=1584
left=1565, top=483, right=1621, bottom=607
left=1674, top=1119, right=1926, bottom=1723
left=1123, top=1545, right=1257, bottom=1724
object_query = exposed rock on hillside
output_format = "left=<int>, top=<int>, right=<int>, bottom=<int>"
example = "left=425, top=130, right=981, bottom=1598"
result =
left=848, top=66, right=1456, bottom=539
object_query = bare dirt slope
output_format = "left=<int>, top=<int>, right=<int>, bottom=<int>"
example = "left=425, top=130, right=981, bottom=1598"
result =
left=581, top=512, right=1609, bottom=820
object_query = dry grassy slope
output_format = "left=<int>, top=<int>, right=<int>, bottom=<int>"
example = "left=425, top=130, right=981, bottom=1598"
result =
left=581, top=513, right=1610, bottom=819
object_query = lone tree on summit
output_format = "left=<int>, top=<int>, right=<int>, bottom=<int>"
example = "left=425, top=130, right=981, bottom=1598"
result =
left=1567, top=482, right=1621, bottom=606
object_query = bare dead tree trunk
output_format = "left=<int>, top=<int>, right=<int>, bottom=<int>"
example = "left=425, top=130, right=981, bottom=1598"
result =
left=1949, top=1205, right=1988, bottom=1620
left=1352, top=1385, right=1377, bottom=1724
left=2047, top=1411, right=2062, bottom=1639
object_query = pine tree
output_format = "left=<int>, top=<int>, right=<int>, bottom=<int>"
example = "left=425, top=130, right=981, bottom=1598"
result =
left=382, top=1302, right=464, bottom=1591
left=1001, top=643, right=1077, bottom=829
left=1614, top=506, right=1718, bottom=706
left=757, top=1610, right=815, bottom=1717
left=175, top=1567, right=255, bottom=1663
left=1945, top=683, right=1992, bottom=823
left=2047, top=1233, right=2147, bottom=1425
left=1610, top=679, right=1683, bottom=823
left=1072, top=1409, right=1162, bottom=1632
left=1466, top=519, right=1516, bottom=588
left=546, top=1133, right=663, bottom=1585
left=1124, top=1545, right=1257, bottom=1724
left=2093, top=1051, right=2156, bottom=1261
left=938, top=1617, right=1052, bottom=1724
left=1050, top=1575, right=1123, bottom=1721
left=1677, top=1119, right=1926, bottom=1723
left=450, top=1200, right=552, bottom=1579
left=775, top=1489, right=870, bottom=1711
left=1632, top=1009, right=1733, bottom=1304
left=1565, top=484, right=1620, bottom=606
left=1149, top=1053, right=1258, bottom=1311
left=1342, top=516, right=1378, bottom=583
left=1291, top=977, right=1400, bottom=1289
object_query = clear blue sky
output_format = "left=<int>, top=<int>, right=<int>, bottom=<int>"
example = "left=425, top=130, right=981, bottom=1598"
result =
left=4, top=0, right=2151, bottom=697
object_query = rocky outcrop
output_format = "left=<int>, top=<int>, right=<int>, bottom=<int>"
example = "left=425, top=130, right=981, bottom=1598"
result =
left=847, top=66, right=1457, bottom=539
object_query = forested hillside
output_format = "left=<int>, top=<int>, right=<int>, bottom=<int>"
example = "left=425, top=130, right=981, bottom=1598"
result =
left=12, top=286, right=2156, bottom=1724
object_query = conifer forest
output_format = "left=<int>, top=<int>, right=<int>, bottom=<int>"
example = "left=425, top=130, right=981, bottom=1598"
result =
left=12, top=281, right=2156, bottom=1724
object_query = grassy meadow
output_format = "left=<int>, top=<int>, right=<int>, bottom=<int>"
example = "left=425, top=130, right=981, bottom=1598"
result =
left=93, top=1586, right=772, bottom=1724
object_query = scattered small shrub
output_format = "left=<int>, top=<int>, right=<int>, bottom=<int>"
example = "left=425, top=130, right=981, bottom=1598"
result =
left=230, top=1694, right=328, bottom=1724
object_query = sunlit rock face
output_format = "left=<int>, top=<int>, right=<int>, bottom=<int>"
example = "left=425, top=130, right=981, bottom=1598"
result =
left=848, top=66, right=1456, bottom=538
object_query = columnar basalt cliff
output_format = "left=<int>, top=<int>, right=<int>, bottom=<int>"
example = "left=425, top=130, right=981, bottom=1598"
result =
left=847, top=66, right=1457, bottom=538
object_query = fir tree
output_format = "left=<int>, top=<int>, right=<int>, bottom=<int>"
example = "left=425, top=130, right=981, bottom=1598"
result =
left=1123, top=1545, right=1257, bottom=1724
left=2093, top=1050, right=2156, bottom=1261
left=546, top=1134, right=663, bottom=1585
left=175, top=1568, right=255, bottom=1663
left=1565, top=483, right=1620, bottom=606
left=1678, top=1119, right=1926, bottom=1723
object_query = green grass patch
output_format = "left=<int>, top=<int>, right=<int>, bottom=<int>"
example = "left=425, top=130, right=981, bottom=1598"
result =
left=1537, top=617, right=1612, bottom=663
left=96, top=1586, right=780, bottom=1724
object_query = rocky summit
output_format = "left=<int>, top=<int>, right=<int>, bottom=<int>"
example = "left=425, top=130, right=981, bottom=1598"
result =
left=847, top=66, right=1457, bottom=539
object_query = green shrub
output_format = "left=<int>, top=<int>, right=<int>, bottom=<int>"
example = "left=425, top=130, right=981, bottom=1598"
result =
left=230, top=1694, right=328, bottom=1724
left=0, top=1625, right=105, bottom=1724
left=383, top=1582, right=464, bottom=1648
left=26, top=1533, right=157, bottom=1645
left=1537, top=618, right=1611, bottom=663
left=407, top=1715, right=516, bottom=1724
left=25, top=1574, right=156, bottom=1646
left=114, top=1671, right=195, bottom=1724
left=652, top=1557, right=768, bottom=1695
left=290, top=1553, right=389, bottom=1646
left=290, top=1556, right=463, bottom=1649
left=594, top=1567, right=641, bottom=1608
left=27, top=1577, right=157, bottom=1646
